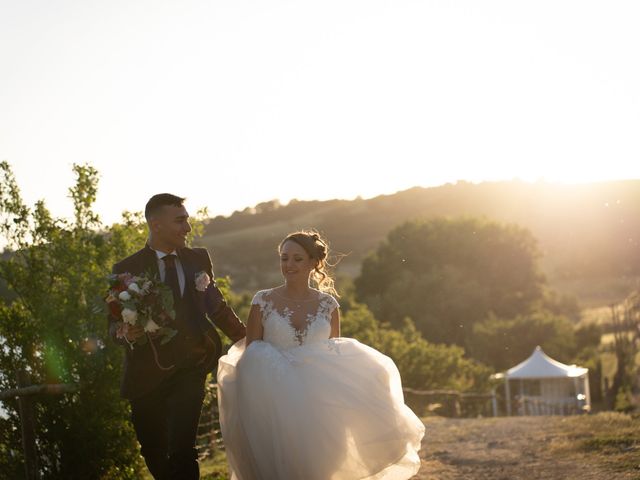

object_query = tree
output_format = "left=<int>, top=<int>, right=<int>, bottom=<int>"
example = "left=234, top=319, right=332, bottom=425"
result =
left=354, top=217, right=546, bottom=348
left=606, top=291, right=640, bottom=411
left=0, top=162, right=217, bottom=478
left=468, top=311, right=577, bottom=371
left=0, top=162, right=148, bottom=478
left=341, top=302, right=491, bottom=393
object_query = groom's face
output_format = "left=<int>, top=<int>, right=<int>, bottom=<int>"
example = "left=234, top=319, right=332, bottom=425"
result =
left=151, top=205, right=192, bottom=250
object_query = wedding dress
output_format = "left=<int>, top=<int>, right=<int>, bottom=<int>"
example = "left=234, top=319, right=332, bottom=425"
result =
left=217, top=289, right=425, bottom=480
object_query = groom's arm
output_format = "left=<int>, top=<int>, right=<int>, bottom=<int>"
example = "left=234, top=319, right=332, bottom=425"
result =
left=197, top=248, right=246, bottom=342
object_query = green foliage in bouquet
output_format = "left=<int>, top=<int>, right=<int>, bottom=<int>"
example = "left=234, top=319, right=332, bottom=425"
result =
left=100, top=271, right=178, bottom=348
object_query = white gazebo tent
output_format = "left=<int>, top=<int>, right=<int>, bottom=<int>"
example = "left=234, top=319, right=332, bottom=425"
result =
left=494, top=346, right=591, bottom=416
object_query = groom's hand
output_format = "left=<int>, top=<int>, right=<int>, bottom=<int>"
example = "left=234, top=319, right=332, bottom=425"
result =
left=125, top=325, right=145, bottom=342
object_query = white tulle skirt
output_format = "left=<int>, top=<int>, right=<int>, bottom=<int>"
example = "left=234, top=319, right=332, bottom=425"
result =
left=217, top=338, right=425, bottom=480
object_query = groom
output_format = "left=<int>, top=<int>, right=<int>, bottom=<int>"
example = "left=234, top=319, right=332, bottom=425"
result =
left=107, top=193, right=246, bottom=480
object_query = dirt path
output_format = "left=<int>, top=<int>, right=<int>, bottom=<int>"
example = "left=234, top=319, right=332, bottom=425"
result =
left=413, top=416, right=637, bottom=480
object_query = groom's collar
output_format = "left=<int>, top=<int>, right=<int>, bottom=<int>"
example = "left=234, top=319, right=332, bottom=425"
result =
left=150, top=247, right=178, bottom=260
left=143, top=244, right=190, bottom=272
left=144, top=241, right=180, bottom=258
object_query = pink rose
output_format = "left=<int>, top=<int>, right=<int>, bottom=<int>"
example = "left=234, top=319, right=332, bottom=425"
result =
left=115, top=322, right=129, bottom=339
left=195, top=271, right=211, bottom=292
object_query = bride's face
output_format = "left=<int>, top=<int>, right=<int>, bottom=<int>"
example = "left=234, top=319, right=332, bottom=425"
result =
left=280, top=240, right=315, bottom=283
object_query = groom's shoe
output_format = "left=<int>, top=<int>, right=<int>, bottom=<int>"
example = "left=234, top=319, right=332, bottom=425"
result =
left=138, top=447, right=168, bottom=480
left=168, top=448, right=199, bottom=480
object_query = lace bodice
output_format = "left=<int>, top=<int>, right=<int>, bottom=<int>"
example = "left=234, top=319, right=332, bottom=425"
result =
left=252, top=288, right=339, bottom=349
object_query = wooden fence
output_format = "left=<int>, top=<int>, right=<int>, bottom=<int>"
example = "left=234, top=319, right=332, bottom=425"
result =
left=1, top=375, right=217, bottom=479
left=196, top=381, right=224, bottom=458
left=194, top=383, right=497, bottom=459
left=0, top=371, right=77, bottom=480
left=402, top=387, right=497, bottom=418
left=2, top=378, right=496, bottom=474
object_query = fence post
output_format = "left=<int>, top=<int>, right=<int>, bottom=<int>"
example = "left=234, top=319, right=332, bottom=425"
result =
left=453, top=393, right=461, bottom=417
left=491, top=387, right=498, bottom=417
left=16, top=370, right=39, bottom=480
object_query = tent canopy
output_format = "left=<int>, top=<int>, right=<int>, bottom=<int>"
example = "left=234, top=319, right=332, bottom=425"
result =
left=505, top=346, right=588, bottom=379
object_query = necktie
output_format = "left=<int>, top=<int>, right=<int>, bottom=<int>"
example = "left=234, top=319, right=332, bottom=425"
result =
left=162, top=254, right=181, bottom=301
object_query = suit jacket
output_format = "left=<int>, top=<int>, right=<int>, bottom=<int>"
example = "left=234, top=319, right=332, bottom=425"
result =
left=107, top=244, right=246, bottom=400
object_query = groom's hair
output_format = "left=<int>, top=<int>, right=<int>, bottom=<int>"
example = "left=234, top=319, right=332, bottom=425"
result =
left=145, top=193, right=186, bottom=221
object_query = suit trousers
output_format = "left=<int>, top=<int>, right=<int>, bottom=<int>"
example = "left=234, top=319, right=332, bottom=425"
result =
left=130, top=365, right=207, bottom=480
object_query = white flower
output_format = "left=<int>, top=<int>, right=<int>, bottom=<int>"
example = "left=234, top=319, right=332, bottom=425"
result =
left=121, top=308, right=138, bottom=325
left=128, top=283, right=141, bottom=294
left=141, top=281, right=152, bottom=294
left=144, top=319, right=160, bottom=333
left=119, top=291, right=132, bottom=301
left=195, top=271, right=211, bottom=292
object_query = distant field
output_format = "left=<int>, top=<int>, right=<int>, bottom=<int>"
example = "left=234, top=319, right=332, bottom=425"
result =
left=552, top=275, right=640, bottom=310
left=578, top=306, right=613, bottom=328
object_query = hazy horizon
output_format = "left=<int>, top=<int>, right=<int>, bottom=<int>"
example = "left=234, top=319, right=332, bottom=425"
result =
left=5, top=169, right=640, bottom=226
left=2, top=1, right=639, bottom=225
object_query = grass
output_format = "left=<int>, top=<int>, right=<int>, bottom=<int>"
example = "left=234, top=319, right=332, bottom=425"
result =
left=552, top=412, right=640, bottom=472
left=141, top=450, right=229, bottom=480
left=138, top=413, right=640, bottom=478
left=200, top=450, right=230, bottom=480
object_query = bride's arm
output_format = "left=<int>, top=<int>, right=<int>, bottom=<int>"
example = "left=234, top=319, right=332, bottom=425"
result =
left=245, top=304, right=264, bottom=347
left=329, top=308, right=340, bottom=338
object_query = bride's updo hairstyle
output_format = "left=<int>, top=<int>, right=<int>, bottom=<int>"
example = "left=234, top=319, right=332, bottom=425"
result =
left=279, top=230, right=338, bottom=297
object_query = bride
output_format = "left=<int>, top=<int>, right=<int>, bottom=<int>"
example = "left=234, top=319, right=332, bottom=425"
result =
left=217, top=230, right=425, bottom=479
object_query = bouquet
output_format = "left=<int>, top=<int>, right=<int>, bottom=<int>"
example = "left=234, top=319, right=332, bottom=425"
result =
left=104, top=272, right=177, bottom=350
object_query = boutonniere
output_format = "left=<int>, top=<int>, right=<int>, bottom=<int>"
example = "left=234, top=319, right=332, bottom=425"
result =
left=195, top=271, right=212, bottom=292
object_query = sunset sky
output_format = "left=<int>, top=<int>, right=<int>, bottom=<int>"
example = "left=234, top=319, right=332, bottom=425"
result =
left=1, top=0, right=639, bottom=225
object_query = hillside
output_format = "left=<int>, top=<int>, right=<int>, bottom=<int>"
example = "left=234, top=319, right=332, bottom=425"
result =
left=196, top=180, right=640, bottom=307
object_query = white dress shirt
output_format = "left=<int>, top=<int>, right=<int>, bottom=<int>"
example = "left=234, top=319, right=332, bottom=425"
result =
left=152, top=248, right=186, bottom=297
